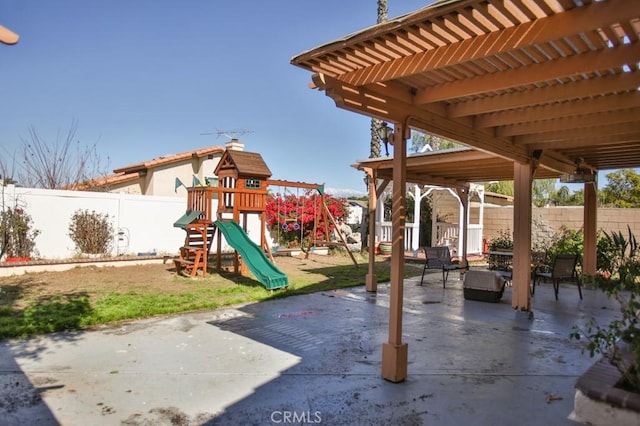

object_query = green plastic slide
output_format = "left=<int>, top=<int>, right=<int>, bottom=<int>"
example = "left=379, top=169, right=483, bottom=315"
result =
left=214, top=220, right=288, bottom=290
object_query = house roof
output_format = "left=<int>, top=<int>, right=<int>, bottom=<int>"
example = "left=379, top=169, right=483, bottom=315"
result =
left=113, top=146, right=225, bottom=174
left=64, top=170, right=142, bottom=191
left=292, top=0, right=640, bottom=181
left=215, top=150, right=272, bottom=178
left=71, top=145, right=225, bottom=190
left=90, top=171, right=142, bottom=188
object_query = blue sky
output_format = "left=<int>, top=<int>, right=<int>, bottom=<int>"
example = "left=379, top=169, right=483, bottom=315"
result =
left=1, top=0, right=433, bottom=196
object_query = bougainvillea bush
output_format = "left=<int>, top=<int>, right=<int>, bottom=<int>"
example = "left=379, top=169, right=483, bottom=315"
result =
left=265, top=191, right=347, bottom=248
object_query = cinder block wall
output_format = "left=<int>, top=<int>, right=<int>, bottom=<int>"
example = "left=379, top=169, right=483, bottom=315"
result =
left=483, top=206, right=640, bottom=242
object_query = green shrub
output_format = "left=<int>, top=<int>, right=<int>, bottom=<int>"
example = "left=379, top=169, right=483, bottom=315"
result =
left=487, top=229, right=513, bottom=251
left=68, top=209, right=114, bottom=255
left=547, top=226, right=583, bottom=259
left=597, top=229, right=619, bottom=276
left=570, top=226, right=640, bottom=392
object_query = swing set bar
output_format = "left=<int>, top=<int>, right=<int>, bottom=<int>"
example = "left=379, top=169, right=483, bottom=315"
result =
left=266, top=179, right=324, bottom=192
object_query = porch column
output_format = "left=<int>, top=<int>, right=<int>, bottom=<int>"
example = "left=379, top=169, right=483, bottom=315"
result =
left=382, top=122, right=408, bottom=383
left=430, top=191, right=438, bottom=246
left=376, top=193, right=384, bottom=244
left=478, top=186, right=485, bottom=252
left=455, top=186, right=470, bottom=259
left=583, top=181, right=598, bottom=275
left=366, top=169, right=377, bottom=292
left=512, top=162, right=533, bottom=313
left=412, top=185, right=422, bottom=253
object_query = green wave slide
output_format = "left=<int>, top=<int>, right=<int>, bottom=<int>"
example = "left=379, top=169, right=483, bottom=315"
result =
left=214, top=220, right=288, bottom=290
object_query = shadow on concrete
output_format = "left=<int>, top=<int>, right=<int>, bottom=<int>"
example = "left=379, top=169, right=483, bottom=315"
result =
left=1, top=327, right=89, bottom=426
left=1, top=275, right=91, bottom=424
left=200, top=269, right=622, bottom=425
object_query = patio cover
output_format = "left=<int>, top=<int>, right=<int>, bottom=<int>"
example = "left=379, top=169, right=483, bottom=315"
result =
left=355, top=147, right=563, bottom=187
left=291, top=0, right=640, bottom=382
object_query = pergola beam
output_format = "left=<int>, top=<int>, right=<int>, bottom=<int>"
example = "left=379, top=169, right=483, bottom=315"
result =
left=475, top=91, right=640, bottom=128
left=497, top=108, right=640, bottom=137
left=450, top=71, right=640, bottom=117
left=416, top=43, right=640, bottom=104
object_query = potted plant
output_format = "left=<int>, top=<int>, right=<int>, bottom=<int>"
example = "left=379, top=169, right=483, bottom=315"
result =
left=0, top=206, right=40, bottom=261
left=570, top=226, right=640, bottom=425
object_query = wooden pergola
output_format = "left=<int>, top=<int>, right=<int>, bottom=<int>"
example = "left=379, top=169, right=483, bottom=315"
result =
left=291, top=0, right=640, bottom=382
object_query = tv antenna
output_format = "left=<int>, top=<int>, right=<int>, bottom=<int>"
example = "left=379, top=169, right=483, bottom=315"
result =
left=200, top=128, right=254, bottom=140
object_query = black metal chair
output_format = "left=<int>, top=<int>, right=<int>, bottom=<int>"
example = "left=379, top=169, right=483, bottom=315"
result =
left=420, top=246, right=468, bottom=288
left=532, top=253, right=582, bottom=300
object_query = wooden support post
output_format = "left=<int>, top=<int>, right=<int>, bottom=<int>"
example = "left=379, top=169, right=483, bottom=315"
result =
left=382, top=122, right=408, bottom=383
left=365, top=168, right=377, bottom=292
left=216, top=228, right=222, bottom=270
left=583, top=181, right=598, bottom=276
left=512, top=162, right=533, bottom=313
left=200, top=225, right=208, bottom=276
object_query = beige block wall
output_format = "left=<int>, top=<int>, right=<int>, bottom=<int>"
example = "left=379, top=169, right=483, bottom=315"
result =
left=483, top=206, right=640, bottom=242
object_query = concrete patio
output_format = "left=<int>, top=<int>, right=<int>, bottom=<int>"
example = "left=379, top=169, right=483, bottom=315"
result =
left=0, top=267, right=619, bottom=425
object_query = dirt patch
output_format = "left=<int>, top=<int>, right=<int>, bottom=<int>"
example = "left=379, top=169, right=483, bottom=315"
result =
left=0, top=254, right=385, bottom=310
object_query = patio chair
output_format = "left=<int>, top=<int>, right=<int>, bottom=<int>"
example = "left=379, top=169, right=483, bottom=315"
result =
left=532, top=253, right=582, bottom=300
left=419, top=246, right=468, bottom=288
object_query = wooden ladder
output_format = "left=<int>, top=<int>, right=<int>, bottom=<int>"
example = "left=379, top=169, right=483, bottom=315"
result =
left=174, top=222, right=216, bottom=278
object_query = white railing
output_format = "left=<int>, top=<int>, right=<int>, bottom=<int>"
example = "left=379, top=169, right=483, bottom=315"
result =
left=467, top=224, right=483, bottom=254
left=435, top=222, right=458, bottom=247
left=434, top=222, right=483, bottom=254
left=377, top=222, right=419, bottom=251
left=379, top=221, right=483, bottom=254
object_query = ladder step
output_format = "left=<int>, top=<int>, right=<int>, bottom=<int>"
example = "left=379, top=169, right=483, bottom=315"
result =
left=180, top=245, right=204, bottom=252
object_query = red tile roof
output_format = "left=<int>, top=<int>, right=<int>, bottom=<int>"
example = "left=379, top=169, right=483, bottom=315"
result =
left=114, top=146, right=225, bottom=174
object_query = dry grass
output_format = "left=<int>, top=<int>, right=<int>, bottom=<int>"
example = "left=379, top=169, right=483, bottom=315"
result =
left=0, top=252, right=423, bottom=339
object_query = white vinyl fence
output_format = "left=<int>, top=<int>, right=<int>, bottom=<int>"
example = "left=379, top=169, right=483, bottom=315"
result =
left=1, top=185, right=264, bottom=260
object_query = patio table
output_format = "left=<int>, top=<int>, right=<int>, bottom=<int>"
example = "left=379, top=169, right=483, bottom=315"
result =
left=485, top=250, right=513, bottom=280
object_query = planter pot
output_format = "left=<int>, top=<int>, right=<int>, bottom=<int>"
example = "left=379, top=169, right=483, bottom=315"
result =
left=572, top=356, right=640, bottom=426
left=5, top=256, right=31, bottom=263
left=379, top=242, right=392, bottom=256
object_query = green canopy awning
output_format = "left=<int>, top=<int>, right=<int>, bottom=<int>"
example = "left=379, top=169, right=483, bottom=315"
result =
left=173, top=210, right=202, bottom=229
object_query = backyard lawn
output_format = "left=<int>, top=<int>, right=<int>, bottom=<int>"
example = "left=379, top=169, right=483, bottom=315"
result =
left=0, top=252, right=423, bottom=339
